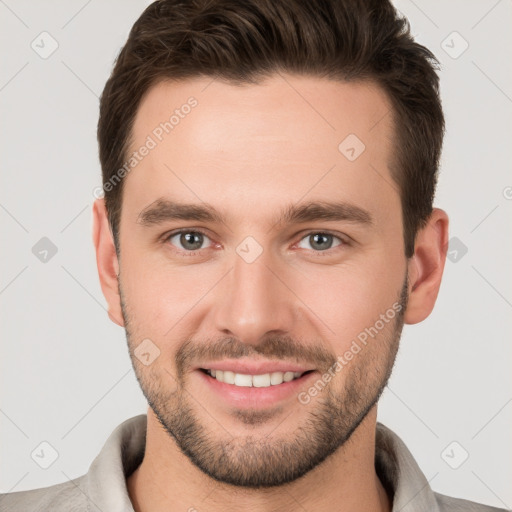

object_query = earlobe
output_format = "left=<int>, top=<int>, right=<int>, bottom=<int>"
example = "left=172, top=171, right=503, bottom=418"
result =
left=92, top=198, right=125, bottom=327
left=404, top=208, right=449, bottom=325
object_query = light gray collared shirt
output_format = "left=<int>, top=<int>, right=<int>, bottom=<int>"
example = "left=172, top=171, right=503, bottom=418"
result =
left=0, top=414, right=506, bottom=511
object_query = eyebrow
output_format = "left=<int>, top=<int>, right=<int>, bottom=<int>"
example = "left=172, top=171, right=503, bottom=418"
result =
left=137, top=197, right=373, bottom=229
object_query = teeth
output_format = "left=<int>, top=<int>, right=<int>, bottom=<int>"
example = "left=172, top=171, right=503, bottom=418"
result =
left=270, top=371, right=284, bottom=385
left=234, top=373, right=252, bottom=387
left=253, top=373, right=271, bottom=387
left=283, top=371, right=295, bottom=382
left=207, top=370, right=304, bottom=388
left=223, top=370, right=235, bottom=384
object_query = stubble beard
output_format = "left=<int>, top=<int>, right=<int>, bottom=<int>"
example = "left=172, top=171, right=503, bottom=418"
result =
left=121, top=275, right=408, bottom=488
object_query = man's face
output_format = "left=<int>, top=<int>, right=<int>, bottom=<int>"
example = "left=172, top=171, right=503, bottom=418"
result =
left=116, top=75, right=409, bottom=487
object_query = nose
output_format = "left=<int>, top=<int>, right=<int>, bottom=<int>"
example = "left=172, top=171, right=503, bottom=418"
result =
left=211, top=245, right=298, bottom=346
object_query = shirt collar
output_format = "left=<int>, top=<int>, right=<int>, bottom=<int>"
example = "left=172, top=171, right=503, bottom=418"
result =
left=86, top=414, right=146, bottom=512
left=85, top=415, right=439, bottom=512
left=375, top=421, right=440, bottom=511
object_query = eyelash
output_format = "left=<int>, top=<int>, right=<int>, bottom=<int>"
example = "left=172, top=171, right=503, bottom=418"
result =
left=161, top=228, right=350, bottom=256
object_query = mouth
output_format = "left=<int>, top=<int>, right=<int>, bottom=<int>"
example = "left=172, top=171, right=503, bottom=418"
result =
left=199, top=368, right=315, bottom=388
left=194, top=359, right=318, bottom=409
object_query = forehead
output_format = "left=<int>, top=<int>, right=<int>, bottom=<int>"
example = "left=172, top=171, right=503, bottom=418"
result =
left=132, top=74, right=393, bottom=152
left=123, top=74, right=398, bottom=228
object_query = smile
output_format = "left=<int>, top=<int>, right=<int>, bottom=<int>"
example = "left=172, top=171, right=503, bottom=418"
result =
left=201, top=369, right=311, bottom=388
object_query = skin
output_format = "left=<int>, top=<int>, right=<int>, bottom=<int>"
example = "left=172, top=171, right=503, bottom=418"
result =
left=92, top=74, right=449, bottom=512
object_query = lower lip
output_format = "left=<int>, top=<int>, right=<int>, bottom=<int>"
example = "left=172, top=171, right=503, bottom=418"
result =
left=196, top=370, right=317, bottom=409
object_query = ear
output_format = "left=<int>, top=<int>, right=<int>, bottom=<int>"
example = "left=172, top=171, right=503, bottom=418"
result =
left=404, top=208, right=449, bottom=325
left=92, top=198, right=125, bottom=327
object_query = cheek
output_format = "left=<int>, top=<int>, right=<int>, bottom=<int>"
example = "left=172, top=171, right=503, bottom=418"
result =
left=121, top=246, right=195, bottom=314
left=289, top=256, right=403, bottom=351
left=120, top=249, right=223, bottom=352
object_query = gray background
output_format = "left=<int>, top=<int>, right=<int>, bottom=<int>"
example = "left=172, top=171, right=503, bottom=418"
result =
left=1, top=0, right=511, bottom=508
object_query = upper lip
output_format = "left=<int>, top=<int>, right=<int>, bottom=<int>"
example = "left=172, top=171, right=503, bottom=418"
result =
left=197, top=359, right=314, bottom=375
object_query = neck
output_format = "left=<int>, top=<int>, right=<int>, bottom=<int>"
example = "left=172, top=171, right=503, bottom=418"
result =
left=127, top=406, right=392, bottom=512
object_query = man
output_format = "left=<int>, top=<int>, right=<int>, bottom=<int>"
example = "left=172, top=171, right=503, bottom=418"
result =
left=0, top=0, right=506, bottom=511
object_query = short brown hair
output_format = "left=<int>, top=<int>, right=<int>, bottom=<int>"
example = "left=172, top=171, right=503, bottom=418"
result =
left=98, top=0, right=444, bottom=258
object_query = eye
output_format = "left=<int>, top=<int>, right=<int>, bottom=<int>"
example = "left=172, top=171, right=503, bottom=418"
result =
left=296, top=232, right=345, bottom=252
left=165, top=229, right=213, bottom=252
left=162, top=229, right=347, bottom=255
